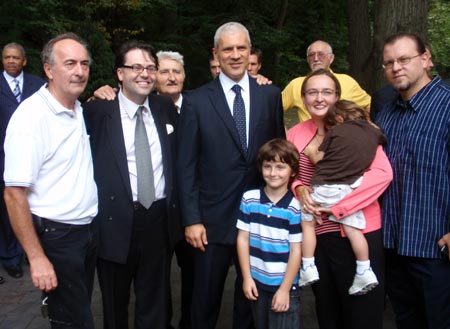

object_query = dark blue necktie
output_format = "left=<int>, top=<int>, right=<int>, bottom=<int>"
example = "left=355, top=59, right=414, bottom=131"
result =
left=231, top=84, right=247, bottom=153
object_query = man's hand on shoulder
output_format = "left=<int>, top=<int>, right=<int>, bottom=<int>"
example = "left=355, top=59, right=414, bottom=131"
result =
left=92, top=85, right=118, bottom=101
left=254, top=74, right=272, bottom=85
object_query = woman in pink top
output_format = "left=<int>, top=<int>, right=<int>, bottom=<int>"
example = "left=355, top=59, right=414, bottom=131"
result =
left=287, top=69, right=393, bottom=329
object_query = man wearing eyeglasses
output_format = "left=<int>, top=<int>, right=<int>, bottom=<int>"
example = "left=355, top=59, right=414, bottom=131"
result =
left=83, top=41, right=181, bottom=329
left=282, top=40, right=371, bottom=122
left=375, top=32, right=450, bottom=329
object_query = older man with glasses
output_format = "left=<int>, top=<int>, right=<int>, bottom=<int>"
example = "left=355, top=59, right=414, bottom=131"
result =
left=282, top=40, right=371, bottom=123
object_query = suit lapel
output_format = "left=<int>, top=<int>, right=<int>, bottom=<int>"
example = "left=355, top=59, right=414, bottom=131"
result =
left=106, top=99, right=133, bottom=199
left=0, top=74, right=17, bottom=104
left=148, top=95, right=171, bottom=189
left=247, top=79, right=262, bottom=157
left=208, top=79, right=246, bottom=156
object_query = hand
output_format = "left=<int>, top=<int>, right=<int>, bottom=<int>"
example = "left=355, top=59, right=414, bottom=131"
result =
left=272, top=288, right=290, bottom=312
left=255, top=74, right=272, bottom=85
left=93, top=85, right=118, bottom=101
left=296, top=185, right=319, bottom=215
left=29, top=255, right=58, bottom=292
left=242, top=278, right=259, bottom=301
left=438, top=232, right=450, bottom=261
left=185, top=224, right=208, bottom=252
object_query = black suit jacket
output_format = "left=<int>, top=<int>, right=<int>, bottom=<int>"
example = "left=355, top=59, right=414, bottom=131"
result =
left=176, top=77, right=285, bottom=244
left=0, top=72, right=45, bottom=181
left=83, top=95, right=181, bottom=264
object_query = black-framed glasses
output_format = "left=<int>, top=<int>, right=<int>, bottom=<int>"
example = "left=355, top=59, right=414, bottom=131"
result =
left=121, top=64, right=157, bottom=74
left=382, top=54, right=423, bottom=69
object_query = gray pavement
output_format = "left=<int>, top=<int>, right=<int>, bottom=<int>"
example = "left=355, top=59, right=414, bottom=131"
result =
left=0, top=259, right=397, bottom=328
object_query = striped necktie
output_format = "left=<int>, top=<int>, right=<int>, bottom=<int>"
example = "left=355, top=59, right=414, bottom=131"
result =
left=13, top=79, right=21, bottom=103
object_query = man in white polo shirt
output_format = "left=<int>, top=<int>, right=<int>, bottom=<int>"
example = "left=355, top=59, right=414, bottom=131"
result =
left=3, top=33, right=98, bottom=328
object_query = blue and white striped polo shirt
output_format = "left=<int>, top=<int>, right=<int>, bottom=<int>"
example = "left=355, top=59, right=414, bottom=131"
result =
left=237, top=188, right=302, bottom=292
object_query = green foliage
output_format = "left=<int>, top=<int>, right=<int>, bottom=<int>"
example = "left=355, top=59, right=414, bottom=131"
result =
left=0, top=0, right=448, bottom=97
left=428, top=0, right=450, bottom=79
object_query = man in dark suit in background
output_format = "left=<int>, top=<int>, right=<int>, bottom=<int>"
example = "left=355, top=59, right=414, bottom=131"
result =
left=176, top=22, right=285, bottom=329
left=84, top=41, right=181, bottom=329
left=0, top=42, right=44, bottom=281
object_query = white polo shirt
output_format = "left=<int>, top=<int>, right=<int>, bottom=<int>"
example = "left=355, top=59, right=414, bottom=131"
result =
left=4, top=85, right=98, bottom=224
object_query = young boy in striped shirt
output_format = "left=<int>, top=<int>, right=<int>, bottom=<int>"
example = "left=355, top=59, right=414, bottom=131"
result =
left=236, top=138, right=302, bottom=329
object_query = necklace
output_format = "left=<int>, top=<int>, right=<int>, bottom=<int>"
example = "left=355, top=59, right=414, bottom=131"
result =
left=312, top=133, right=324, bottom=153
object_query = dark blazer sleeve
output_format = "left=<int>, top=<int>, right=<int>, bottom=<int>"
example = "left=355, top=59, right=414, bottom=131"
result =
left=176, top=79, right=285, bottom=244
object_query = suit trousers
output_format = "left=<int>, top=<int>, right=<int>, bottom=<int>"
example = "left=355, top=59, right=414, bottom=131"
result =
left=0, top=185, right=23, bottom=267
left=312, top=230, right=385, bottom=329
left=34, top=217, right=98, bottom=329
left=386, top=249, right=450, bottom=329
left=97, top=199, right=171, bottom=329
left=191, top=243, right=254, bottom=329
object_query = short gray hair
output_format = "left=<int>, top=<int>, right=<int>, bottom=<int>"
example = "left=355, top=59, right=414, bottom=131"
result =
left=2, top=42, right=26, bottom=57
left=156, top=50, right=185, bottom=78
left=41, top=32, right=90, bottom=66
left=306, top=40, right=333, bottom=56
left=213, top=22, right=251, bottom=49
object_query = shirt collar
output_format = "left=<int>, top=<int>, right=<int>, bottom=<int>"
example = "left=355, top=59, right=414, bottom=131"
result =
left=37, top=84, right=81, bottom=116
left=118, top=89, right=150, bottom=119
left=175, top=93, right=183, bottom=111
left=3, top=70, right=24, bottom=84
left=219, top=71, right=250, bottom=94
left=396, top=76, right=441, bottom=113
left=259, top=187, right=294, bottom=209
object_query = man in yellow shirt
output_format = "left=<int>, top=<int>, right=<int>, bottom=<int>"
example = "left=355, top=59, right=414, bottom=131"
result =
left=282, top=40, right=371, bottom=122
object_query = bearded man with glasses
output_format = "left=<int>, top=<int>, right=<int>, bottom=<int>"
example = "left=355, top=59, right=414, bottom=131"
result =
left=375, top=32, right=450, bottom=329
left=282, top=40, right=371, bottom=123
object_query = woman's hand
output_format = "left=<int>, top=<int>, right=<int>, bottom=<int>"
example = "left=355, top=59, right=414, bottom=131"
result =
left=296, top=185, right=320, bottom=214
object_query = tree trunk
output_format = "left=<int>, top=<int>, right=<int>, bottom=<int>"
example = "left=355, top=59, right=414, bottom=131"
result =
left=273, top=0, right=289, bottom=84
left=346, top=0, right=372, bottom=92
left=370, top=0, right=428, bottom=91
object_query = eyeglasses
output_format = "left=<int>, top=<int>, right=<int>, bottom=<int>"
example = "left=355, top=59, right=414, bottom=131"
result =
left=304, top=89, right=337, bottom=97
left=121, top=64, right=157, bottom=74
left=381, top=54, right=423, bottom=69
left=307, top=52, right=330, bottom=60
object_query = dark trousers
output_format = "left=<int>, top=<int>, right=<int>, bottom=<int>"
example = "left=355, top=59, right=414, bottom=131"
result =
left=191, top=243, right=254, bottom=329
left=312, top=230, right=385, bottom=329
left=168, top=239, right=195, bottom=329
left=251, top=288, right=301, bottom=329
left=0, top=186, right=22, bottom=267
left=35, top=217, right=98, bottom=329
left=386, top=249, right=450, bottom=329
left=97, top=200, right=171, bottom=329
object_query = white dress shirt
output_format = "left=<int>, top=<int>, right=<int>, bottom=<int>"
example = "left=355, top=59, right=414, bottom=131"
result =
left=118, top=90, right=165, bottom=202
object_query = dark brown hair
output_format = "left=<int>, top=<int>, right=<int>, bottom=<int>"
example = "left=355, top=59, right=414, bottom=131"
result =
left=257, top=139, right=300, bottom=185
left=324, top=100, right=369, bottom=127
left=301, top=68, right=342, bottom=97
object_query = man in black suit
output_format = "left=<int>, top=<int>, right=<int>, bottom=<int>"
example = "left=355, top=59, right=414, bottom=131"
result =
left=84, top=41, right=181, bottom=329
left=176, top=22, right=285, bottom=329
left=0, top=42, right=44, bottom=281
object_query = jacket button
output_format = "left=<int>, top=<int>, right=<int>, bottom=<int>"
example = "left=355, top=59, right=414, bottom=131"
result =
left=108, top=216, right=113, bottom=220
left=110, top=196, right=115, bottom=200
